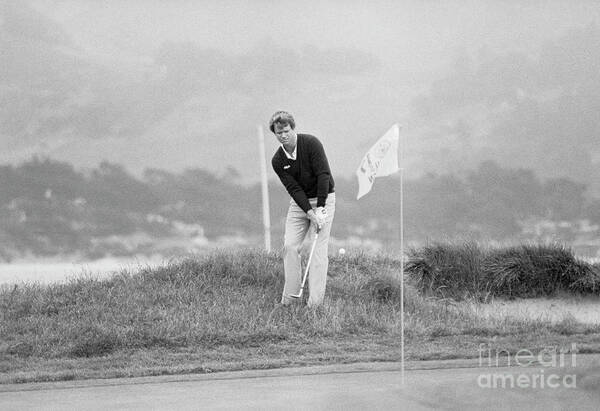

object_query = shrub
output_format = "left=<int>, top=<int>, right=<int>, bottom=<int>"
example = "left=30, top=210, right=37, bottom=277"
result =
left=406, top=242, right=487, bottom=299
left=483, top=244, right=594, bottom=297
left=406, top=242, right=599, bottom=299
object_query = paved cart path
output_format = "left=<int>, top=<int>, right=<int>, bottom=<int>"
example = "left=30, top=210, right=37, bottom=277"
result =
left=1, top=356, right=599, bottom=410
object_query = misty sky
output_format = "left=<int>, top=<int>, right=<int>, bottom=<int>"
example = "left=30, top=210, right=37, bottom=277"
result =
left=2, top=0, right=600, bottom=191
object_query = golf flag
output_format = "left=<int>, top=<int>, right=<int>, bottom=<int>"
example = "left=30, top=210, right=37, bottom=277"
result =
left=356, top=124, right=400, bottom=199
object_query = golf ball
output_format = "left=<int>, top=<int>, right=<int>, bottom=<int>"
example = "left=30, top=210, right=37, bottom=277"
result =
left=339, top=248, right=346, bottom=255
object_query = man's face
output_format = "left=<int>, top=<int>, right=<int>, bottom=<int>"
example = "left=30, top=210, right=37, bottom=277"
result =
left=273, top=122, right=297, bottom=147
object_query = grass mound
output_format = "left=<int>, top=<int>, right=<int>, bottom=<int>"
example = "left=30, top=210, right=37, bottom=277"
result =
left=1, top=246, right=598, bottom=383
left=407, top=242, right=600, bottom=299
left=0, top=250, right=423, bottom=360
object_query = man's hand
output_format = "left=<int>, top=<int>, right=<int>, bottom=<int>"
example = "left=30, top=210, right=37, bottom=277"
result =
left=306, top=209, right=320, bottom=229
left=307, top=207, right=327, bottom=231
left=315, top=207, right=327, bottom=228
left=307, top=208, right=325, bottom=231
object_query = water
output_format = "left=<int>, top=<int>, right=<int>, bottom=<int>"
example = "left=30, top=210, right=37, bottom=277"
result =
left=0, top=257, right=166, bottom=285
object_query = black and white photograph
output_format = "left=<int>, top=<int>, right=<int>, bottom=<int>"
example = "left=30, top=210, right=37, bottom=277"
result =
left=1, top=1, right=600, bottom=409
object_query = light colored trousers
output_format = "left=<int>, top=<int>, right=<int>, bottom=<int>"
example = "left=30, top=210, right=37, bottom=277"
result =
left=281, top=193, right=335, bottom=307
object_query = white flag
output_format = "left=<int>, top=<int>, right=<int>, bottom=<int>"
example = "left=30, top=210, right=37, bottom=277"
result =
left=356, top=124, right=400, bottom=200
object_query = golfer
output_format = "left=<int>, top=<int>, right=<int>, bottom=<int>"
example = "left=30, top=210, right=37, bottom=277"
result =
left=270, top=111, right=335, bottom=307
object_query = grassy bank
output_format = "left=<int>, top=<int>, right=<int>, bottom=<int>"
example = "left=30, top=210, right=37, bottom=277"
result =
left=1, top=246, right=599, bottom=383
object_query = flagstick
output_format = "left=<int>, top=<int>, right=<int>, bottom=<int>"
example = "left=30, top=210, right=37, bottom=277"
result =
left=355, top=124, right=404, bottom=383
left=399, top=128, right=405, bottom=386
left=400, top=159, right=404, bottom=386
left=257, top=125, right=271, bottom=252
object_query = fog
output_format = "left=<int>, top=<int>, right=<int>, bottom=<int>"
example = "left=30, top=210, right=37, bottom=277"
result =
left=2, top=0, right=599, bottom=191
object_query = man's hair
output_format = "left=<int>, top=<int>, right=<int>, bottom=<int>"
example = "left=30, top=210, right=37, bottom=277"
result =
left=269, top=111, right=295, bottom=133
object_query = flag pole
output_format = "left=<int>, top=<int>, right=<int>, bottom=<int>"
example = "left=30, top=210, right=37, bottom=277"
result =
left=399, top=127, right=405, bottom=386
left=257, top=125, right=271, bottom=252
left=354, top=123, right=404, bottom=383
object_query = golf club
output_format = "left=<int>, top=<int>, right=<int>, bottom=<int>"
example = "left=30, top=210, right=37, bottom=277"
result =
left=289, top=228, right=320, bottom=299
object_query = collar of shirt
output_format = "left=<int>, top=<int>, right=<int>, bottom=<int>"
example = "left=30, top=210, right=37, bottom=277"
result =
left=281, top=144, right=297, bottom=160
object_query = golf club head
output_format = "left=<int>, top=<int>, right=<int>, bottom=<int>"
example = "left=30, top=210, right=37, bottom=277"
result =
left=289, top=289, right=303, bottom=299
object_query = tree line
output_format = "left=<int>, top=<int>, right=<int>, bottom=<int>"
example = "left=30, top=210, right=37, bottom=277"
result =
left=0, top=157, right=598, bottom=259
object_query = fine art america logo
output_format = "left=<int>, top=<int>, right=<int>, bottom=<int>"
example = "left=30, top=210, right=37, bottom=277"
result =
left=477, top=343, right=578, bottom=389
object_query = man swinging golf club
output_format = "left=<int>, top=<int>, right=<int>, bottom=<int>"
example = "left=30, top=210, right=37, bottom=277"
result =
left=270, top=111, right=335, bottom=308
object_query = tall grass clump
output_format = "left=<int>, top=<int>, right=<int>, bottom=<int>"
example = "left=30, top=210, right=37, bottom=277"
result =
left=484, top=244, right=595, bottom=297
left=405, top=242, right=487, bottom=300
left=406, top=242, right=600, bottom=299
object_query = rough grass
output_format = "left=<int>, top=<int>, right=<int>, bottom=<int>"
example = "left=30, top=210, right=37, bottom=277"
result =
left=0, top=251, right=426, bottom=360
left=406, top=242, right=600, bottom=300
left=1, top=246, right=599, bottom=383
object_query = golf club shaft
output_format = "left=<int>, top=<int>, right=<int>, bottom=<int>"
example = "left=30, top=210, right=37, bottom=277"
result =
left=290, top=229, right=319, bottom=298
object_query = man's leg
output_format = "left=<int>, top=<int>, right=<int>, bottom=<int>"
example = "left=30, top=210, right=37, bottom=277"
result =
left=281, top=201, right=310, bottom=305
left=307, top=193, right=336, bottom=308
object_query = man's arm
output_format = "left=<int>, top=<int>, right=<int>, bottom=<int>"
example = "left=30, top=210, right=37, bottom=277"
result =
left=272, top=155, right=312, bottom=213
left=309, top=137, right=332, bottom=208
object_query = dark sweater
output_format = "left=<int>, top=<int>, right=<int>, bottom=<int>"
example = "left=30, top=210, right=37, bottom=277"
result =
left=272, top=133, right=335, bottom=213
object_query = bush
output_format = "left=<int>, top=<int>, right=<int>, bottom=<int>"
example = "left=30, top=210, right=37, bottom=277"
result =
left=406, top=242, right=600, bottom=299
left=406, top=242, right=486, bottom=299
left=483, top=244, right=593, bottom=297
